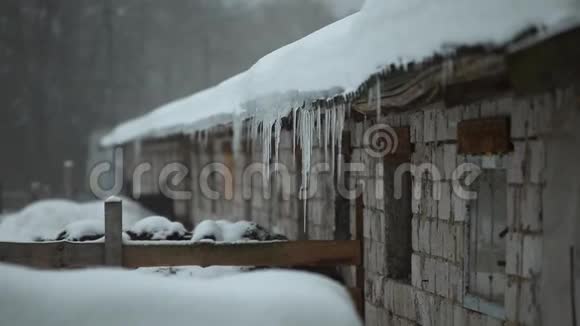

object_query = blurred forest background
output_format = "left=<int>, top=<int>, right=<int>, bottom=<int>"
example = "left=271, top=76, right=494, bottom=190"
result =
left=0, top=0, right=361, bottom=199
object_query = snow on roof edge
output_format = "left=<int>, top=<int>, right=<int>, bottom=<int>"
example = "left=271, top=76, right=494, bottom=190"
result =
left=101, top=0, right=580, bottom=147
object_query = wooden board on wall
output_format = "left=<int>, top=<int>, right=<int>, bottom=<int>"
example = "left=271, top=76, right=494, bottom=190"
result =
left=458, top=117, right=512, bottom=155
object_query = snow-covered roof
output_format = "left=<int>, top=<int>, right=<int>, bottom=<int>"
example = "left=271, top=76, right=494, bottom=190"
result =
left=102, top=0, right=580, bottom=147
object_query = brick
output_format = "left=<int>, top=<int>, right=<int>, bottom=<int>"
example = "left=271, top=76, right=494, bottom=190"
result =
left=522, top=234, right=542, bottom=278
left=455, top=225, right=465, bottom=266
left=423, top=108, right=438, bottom=143
left=446, top=107, right=462, bottom=141
left=436, top=109, right=450, bottom=141
left=434, top=259, right=450, bottom=297
left=412, top=254, right=423, bottom=289
left=391, top=281, right=417, bottom=321
left=365, top=272, right=386, bottom=306
left=435, top=299, right=455, bottom=326
left=410, top=111, right=424, bottom=144
left=443, top=144, right=457, bottom=180
left=431, top=222, right=444, bottom=258
left=415, top=290, right=436, bottom=326
left=511, top=99, right=533, bottom=138
left=509, top=142, right=527, bottom=184
left=418, top=219, right=431, bottom=255
left=437, top=182, right=451, bottom=221
left=448, top=263, right=464, bottom=303
left=519, top=279, right=540, bottom=326
left=422, top=257, right=436, bottom=294
left=442, top=222, right=456, bottom=262
left=505, top=277, right=520, bottom=322
left=452, top=192, right=468, bottom=222
left=506, top=232, right=523, bottom=276
left=521, top=184, right=542, bottom=232
left=507, top=185, right=521, bottom=230
left=412, top=217, right=420, bottom=252
left=528, top=140, right=546, bottom=184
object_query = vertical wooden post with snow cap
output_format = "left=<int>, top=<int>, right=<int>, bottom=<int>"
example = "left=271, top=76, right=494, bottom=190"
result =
left=105, top=196, right=123, bottom=266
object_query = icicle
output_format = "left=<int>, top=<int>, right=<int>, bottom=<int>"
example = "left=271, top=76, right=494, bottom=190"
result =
left=232, top=115, right=243, bottom=156
left=324, top=106, right=329, bottom=164
left=335, top=103, right=346, bottom=182
left=273, top=117, right=281, bottom=163
left=376, top=75, right=382, bottom=119
left=317, top=104, right=322, bottom=147
left=292, top=107, right=297, bottom=157
left=330, top=105, right=336, bottom=176
left=262, top=120, right=272, bottom=177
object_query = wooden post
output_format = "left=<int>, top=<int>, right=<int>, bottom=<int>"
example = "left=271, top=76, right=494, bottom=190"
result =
left=104, top=197, right=123, bottom=266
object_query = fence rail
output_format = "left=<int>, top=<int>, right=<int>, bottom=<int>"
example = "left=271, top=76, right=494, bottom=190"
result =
left=0, top=199, right=365, bottom=315
left=0, top=240, right=361, bottom=269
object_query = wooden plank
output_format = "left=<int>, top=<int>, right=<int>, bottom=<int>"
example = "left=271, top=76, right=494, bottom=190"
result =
left=0, top=242, right=104, bottom=269
left=458, top=117, right=512, bottom=155
left=123, top=240, right=361, bottom=268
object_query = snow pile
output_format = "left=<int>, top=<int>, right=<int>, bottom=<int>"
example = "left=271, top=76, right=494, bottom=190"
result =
left=126, top=216, right=188, bottom=241
left=0, top=264, right=362, bottom=326
left=56, top=219, right=104, bottom=242
left=101, top=0, right=580, bottom=147
left=0, top=198, right=153, bottom=242
left=191, top=219, right=287, bottom=242
left=191, top=220, right=224, bottom=242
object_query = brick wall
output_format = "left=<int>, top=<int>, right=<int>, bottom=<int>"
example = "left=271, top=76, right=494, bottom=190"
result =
left=353, top=89, right=574, bottom=326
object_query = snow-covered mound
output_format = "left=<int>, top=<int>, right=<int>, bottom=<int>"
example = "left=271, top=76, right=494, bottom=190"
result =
left=56, top=219, right=104, bottom=242
left=0, top=198, right=153, bottom=242
left=126, top=216, right=189, bottom=241
left=191, top=219, right=287, bottom=242
left=0, top=264, right=362, bottom=326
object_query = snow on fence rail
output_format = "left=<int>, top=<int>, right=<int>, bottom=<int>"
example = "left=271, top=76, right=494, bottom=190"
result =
left=0, top=199, right=364, bottom=314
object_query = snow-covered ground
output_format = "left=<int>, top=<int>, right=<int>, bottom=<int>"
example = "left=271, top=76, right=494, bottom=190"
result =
left=0, top=263, right=361, bottom=326
left=0, top=198, right=153, bottom=242
left=137, top=265, right=248, bottom=280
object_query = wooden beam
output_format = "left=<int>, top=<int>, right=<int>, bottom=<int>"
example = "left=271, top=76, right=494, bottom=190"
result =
left=0, top=242, right=104, bottom=269
left=458, top=117, right=512, bottom=155
left=508, top=26, right=580, bottom=95
left=123, top=240, right=361, bottom=268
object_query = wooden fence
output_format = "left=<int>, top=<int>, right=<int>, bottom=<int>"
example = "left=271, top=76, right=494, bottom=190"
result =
left=0, top=199, right=364, bottom=315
